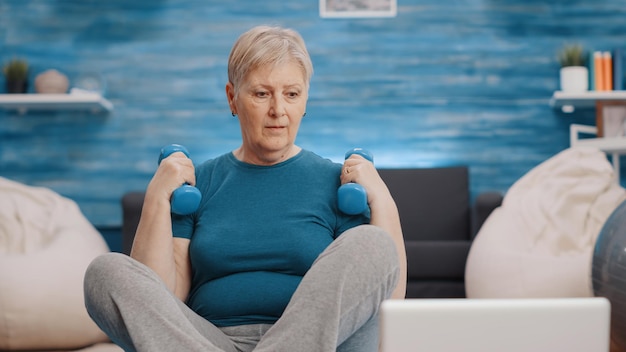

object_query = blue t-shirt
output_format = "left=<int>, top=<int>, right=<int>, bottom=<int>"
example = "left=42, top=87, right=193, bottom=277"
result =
left=172, top=150, right=368, bottom=327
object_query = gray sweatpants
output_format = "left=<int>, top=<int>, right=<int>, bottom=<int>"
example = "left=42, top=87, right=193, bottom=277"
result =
left=84, top=225, right=400, bottom=352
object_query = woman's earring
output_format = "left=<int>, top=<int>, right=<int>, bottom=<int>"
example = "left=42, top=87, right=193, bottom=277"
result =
left=303, top=112, right=307, bottom=117
left=232, top=112, right=236, bottom=117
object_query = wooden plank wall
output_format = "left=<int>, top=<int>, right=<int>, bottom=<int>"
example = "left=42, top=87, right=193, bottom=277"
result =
left=1, top=0, right=623, bottom=227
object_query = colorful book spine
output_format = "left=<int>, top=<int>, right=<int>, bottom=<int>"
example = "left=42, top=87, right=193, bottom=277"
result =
left=603, top=51, right=613, bottom=91
left=614, top=48, right=623, bottom=91
left=594, top=51, right=604, bottom=91
left=589, top=51, right=596, bottom=90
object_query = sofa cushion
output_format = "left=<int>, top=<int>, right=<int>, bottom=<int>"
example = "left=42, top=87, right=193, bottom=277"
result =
left=406, top=240, right=471, bottom=280
left=379, top=167, right=470, bottom=241
left=121, top=191, right=145, bottom=255
left=0, top=177, right=110, bottom=350
left=406, top=281, right=466, bottom=299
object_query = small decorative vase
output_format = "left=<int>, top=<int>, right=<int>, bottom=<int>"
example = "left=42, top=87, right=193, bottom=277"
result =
left=34, top=69, right=69, bottom=94
left=6, top=79, right=27, bottom=94
left=560, top=66, right=589, bottom=93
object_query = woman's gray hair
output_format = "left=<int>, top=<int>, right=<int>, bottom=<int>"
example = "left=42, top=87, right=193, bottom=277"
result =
left=227, top=25, right=314, bottom=97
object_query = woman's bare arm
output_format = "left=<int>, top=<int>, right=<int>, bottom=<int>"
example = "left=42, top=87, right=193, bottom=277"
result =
left=130, top=152, right=195, bottom=300
left=341, top=155, right=407, bottom=299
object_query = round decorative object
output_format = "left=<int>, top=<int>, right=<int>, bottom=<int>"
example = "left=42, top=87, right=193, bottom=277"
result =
left=74, top=72, right=106, bottom=95
left=592, top=199, right=626, bottom=350
left=34, top=69, right=69, bottom=94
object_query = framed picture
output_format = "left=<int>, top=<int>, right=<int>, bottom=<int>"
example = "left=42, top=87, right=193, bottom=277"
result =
left=320, top=0, right=397, bottom=18
left=596, top=102, right=626, bottom=138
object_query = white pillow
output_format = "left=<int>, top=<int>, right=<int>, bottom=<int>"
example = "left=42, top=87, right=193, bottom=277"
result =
left=0, top=177, right=110, bottom=350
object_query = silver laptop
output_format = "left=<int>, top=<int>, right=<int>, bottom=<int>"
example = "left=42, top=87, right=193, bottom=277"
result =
left=380, top=297, right=610, bottom=352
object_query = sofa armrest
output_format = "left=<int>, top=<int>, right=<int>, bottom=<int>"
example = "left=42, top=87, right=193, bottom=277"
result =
left=121, top=191, right=145, bottom=255
left=470, top=191, right=503, bottom=239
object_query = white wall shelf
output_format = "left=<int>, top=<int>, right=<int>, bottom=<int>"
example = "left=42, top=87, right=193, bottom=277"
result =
left=0, top=92, right=113, bottom=114
left=550, top=90, right=626, bottom=113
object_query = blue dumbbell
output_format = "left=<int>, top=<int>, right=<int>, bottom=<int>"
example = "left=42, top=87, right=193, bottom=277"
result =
left=158, top=144, right=202, bottom=215
left=337, top=148, right=374, bottom=215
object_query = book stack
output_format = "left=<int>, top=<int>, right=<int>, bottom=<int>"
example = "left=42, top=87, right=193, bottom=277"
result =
left=590, top=48, right=624, bottom=91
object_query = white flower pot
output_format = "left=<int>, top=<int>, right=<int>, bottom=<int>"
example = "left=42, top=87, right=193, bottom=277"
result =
left=560, top=66, right=589, bottom=93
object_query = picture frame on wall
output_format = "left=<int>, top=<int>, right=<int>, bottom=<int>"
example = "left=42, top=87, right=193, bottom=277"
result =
left=319, top=0, right=397, bottom=18
left=596, top=103, right=626, bottom=138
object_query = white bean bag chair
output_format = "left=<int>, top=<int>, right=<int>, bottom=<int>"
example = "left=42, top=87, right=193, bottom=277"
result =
left=0, top=177, right=121, bottom=351
left=465, top=147, right=626, bottom=298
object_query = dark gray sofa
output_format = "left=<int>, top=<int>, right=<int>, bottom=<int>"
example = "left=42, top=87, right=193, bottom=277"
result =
left=121, top=166, right=502, bottom=299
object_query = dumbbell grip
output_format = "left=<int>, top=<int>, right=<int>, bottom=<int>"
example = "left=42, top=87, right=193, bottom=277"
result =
left=338, top=148, right=373, bottom=215
left=159, top=144, right=202, bottom=215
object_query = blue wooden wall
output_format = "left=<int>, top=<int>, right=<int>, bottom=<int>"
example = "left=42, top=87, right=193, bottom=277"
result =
left=1, top=0, right=624, bottom=227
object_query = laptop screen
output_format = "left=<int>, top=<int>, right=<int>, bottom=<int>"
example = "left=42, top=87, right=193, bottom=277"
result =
left=380, top=297, right=610, bottom=352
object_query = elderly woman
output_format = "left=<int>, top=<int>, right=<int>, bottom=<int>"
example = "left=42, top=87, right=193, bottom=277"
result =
left=84, top=25, right=406, bottom=352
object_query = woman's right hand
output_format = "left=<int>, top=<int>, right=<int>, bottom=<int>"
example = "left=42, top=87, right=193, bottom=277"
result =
left=146, top=151, right=197, bottom=205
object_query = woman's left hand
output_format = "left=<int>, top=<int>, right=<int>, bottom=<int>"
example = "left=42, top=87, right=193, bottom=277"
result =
left=340, top=154, right=387, bottom=208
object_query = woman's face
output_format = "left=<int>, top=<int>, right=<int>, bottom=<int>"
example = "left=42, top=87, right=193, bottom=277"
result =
left=227, top=60, right=308, bottom=165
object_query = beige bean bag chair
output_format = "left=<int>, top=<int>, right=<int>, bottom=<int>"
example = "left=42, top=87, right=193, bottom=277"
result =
left=0, top=177, right=121, bottom=351
left=465, top=147, right=626, bottom=298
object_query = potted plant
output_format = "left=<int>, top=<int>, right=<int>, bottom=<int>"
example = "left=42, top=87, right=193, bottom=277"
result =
left=557, top=44, right=588, bottom=93
left=3, top=58, right=29, bottom=94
